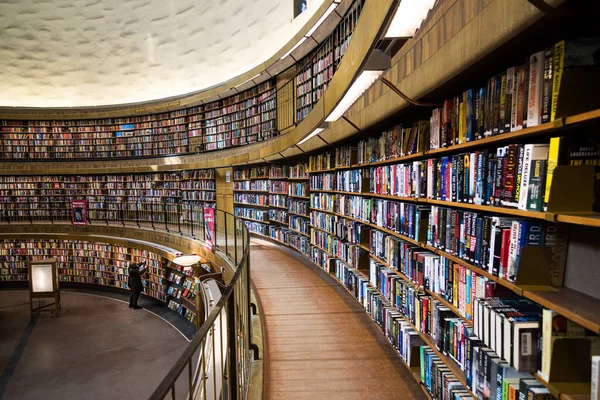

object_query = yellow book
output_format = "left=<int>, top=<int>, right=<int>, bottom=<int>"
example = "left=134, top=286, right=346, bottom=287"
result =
left=550, top=40, right=564, bottom=122
left=543, top=136, right=560, bottom=207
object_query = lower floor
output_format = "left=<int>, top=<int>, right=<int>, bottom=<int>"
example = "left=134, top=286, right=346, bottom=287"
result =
left=0, top=290, right=189, bottom=400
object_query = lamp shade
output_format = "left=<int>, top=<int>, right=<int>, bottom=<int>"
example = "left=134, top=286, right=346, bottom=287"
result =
left=172, top=254, right=201, bottom=267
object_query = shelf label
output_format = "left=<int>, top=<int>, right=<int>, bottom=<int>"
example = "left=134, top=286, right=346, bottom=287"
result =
left=72, top=200, right=87, bottom=226
left=204, top=207, right=215, bottom=251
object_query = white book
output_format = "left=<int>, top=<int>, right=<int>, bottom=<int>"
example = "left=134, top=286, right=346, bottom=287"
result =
left=592, top=355, right=600, bottom=400
left=518, top=144, right=534, bottom=210
left=507, top=221, right=520, bottom=280
left=527, top=51, right=545, bottom=127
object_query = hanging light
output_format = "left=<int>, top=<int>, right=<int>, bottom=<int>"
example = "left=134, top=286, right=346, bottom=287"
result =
left=385, top=0, right=436, bottom=38
left=325, top=50, right=391, bottom=122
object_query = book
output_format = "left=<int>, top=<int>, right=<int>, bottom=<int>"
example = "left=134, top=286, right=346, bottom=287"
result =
left=541, top=47, right=553, bottom=124
left=518, top=379, right=544, bottom=400
left=593, top=355, right=600, bottom=400
left=551, top=37, right=600, bottom=122
left=526, top=145, right=550, bottom=212
left=539, top=309, right=586, bottom=380
left=513, top=321, right=540, bottom=372
left=527, top=51, right=545, bottom=127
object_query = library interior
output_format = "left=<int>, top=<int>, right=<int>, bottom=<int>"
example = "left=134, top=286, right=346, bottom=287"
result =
left=1, top=0, right=600, bottom=399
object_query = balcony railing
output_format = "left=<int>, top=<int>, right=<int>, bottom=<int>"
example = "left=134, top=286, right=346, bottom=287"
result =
left=0, top=204, right=254, bottom=400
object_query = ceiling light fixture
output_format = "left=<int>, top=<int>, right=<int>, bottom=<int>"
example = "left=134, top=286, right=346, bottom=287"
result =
left=325, top=50, right=391, bottom=122
left=305, top=0, right=342, bottom=37
left=298, top=122, right=331, bottom=145
left=235, top=73, right=261, bottom=87
left=281, top=0, right=342, bottom=60
left=280, top=37, right=308, bottom=60
left=385, top=0, right=436, bottom=38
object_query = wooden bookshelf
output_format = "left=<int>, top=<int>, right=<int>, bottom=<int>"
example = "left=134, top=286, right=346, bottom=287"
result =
left=0, top=169, right=216, bottom=222
left=1, top=81, right=278, bottom=161
left=295, top=0, right=364, bottom=123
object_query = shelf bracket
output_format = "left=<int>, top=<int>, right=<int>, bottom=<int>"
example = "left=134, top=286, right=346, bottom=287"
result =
left=525, top=0, right=568, bottom=16
left=341, top=116, right=361, bottom=132
left=381, top=77, right=442, bottom=107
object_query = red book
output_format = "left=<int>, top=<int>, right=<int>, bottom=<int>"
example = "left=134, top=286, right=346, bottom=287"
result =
left=484, top=281, right=496, bottom=297
left=500, top=228, right=511, bottom=279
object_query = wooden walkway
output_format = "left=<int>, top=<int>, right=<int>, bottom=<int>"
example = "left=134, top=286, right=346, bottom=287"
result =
left=250, top=238, right=426, bottom=400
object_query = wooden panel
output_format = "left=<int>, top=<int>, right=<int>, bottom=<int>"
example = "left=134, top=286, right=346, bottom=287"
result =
left=216, top=167, right=234, bottom=215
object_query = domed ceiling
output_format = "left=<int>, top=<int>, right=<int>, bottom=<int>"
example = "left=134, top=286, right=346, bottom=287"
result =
left=0, top=0, right=324, bottom=107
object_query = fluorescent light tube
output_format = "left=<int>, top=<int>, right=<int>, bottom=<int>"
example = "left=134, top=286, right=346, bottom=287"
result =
left=298, top=127, right=325, bottom=145
left=385, top=0, right=435, bottom=38
left=305, top=2, right=339, bottom=37
left=280, top=36, right=308, bottom=60
left=325, top=70, right=383, bottom=122
left=235, top=74, right=261, bottom=87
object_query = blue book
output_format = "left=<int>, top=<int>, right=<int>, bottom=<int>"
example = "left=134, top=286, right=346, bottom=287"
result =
left=441, top=156, right=449, bottom=200
left=466, top=89, right=475, bottom=141
left=475, top=216, right=483, bottom=266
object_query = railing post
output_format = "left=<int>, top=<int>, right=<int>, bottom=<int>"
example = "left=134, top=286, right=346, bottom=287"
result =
left=3, top=203, right=8, bottom=224
left=224, top=212, right=229, bottom=258
left=136, top=202, right=140, bottom=228
left=86, top=200, right=91, bottom=225
left=234, top=220, right=238, bottom=266
left=190, top=202, right=195, bottom=238
left=163, top=200, right=168, bottom=231
left=28, top=201, right=32, bottom=223
left=120, top=201, right=125, bottom=226
left=201, top=207, right=206, bottom=242
left=49, top=198, right=54, bottom=224
left=104, top=200, right=109, bottom=225
left=227, top=291, right=238, bottom=400
left=150, top=201, right=155, bottom=230
left=177, top=201, right=182, bottom=235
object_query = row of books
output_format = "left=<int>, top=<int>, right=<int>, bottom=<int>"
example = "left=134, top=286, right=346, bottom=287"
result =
left=233, top=180, right=270, bottom=192
left=234, top=207, right=268, bottom=222
left=295, top=0, right=363, bottom=122
left=269, top=209, right=287, bottom=224
left=310, top=210, right=363, bottom=244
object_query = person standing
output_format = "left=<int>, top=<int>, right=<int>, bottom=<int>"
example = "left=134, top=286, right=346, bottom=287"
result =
left=128, top=261, right=147, bottom=309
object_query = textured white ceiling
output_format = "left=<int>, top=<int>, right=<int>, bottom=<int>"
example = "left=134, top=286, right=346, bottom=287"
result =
left=0, top=0, right=324, bottom=107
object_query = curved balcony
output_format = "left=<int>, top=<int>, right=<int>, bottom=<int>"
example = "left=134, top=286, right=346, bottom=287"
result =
left=0, top=207, right=255, bottom=400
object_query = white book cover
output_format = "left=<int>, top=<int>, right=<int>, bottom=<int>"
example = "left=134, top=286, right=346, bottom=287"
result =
left=518, top=144, right=533, bottom=210
left=592, top=355, right=600, bottom=400
left=527, top=51, right=545, bottom=127
left=427, top=159, right=434, bottom=199
left=507, top=221, right=521, bottom=280
left=488, top=217, right=498, bottom=273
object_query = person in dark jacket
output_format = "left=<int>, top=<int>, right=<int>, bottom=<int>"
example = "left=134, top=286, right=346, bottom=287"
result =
left=128, top=261, right=147, bottom=309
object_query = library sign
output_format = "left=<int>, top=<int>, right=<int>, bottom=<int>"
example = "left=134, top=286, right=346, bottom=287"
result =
left=71, top=200, right=87, bottom=225
left=204, top=207, right=215, bottom=251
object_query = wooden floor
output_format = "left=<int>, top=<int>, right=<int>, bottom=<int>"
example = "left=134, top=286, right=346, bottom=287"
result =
left=250, top=238, right=426, bottom=400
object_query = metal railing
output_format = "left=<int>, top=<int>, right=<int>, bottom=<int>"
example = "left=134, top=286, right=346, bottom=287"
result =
left=0, top=203, right=253, bottom=400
